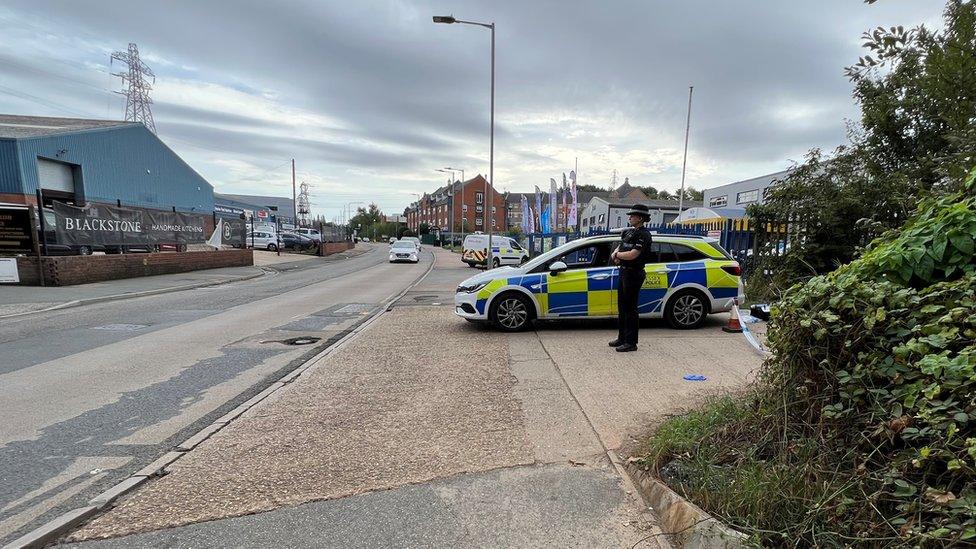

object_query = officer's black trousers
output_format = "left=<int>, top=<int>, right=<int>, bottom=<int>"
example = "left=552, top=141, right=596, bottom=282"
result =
left=617, top=266, right=646, bottom=345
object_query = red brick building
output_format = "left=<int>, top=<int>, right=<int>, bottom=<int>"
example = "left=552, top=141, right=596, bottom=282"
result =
left=404, top=175, right=506, bottom=235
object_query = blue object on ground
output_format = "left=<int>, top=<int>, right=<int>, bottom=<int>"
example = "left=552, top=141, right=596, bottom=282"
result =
left=683, top=374, right=708, bottom=381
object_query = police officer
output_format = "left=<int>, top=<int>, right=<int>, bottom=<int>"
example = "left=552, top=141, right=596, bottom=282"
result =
left=609, top=204, right=653, bottom=352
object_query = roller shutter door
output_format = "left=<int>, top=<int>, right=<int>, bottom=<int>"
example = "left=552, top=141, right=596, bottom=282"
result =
left=37, top=158, right=74, bottom=193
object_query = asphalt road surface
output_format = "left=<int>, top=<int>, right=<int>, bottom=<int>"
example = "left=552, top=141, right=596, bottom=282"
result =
left=0, top=244, right=430, bottom=545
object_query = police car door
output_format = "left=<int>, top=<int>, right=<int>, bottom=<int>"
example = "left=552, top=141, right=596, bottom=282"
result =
left=639, top=242, right=673, bottom=315
left=545, top=242, right=613, bottom=317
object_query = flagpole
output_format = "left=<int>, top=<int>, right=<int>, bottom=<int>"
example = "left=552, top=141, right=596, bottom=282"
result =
left=678, top=86, right=694, bottom=218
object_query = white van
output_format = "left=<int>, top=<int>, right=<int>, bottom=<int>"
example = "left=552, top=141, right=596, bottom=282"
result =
left=462, top=234, right=529, bottom=269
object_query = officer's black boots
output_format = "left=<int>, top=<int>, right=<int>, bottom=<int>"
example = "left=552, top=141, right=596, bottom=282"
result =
left=608, top=339, right=622, bottom=347
left=615, top=343, right=638, bottom=352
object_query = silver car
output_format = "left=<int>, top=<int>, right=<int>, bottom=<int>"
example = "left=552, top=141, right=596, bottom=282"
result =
left=389, top=240, right=419, bottom=263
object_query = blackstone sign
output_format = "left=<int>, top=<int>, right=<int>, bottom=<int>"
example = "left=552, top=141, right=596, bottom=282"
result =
left=52, top=202, right=208, bottom=247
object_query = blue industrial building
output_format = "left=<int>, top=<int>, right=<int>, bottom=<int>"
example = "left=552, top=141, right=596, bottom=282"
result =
left=0, top=114, right=213, bottom=213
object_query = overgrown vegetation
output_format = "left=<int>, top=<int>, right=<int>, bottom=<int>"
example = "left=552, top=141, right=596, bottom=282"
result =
left=747, top=0, right=976, bottom=301
left=637, top=169, right=976, bottom=546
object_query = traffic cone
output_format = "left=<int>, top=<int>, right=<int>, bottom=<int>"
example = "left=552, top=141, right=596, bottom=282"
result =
left=722, top=298, right=743, bottom=333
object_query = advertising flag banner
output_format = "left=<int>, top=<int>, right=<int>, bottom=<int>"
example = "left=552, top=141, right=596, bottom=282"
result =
left=534, top=186, right=543, bottom=233
left=561, top=173, right=568, bottom=230
left=540, top=204, right=550, bottom=234
left=549, top=178, right=557, bottom=233
left=569, top=170, right=578, bottom=230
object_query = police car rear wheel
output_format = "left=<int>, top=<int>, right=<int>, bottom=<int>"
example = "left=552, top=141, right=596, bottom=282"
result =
left=490, top=293, right=532, bottom=332
left=665, top=290, right=707, bottom=329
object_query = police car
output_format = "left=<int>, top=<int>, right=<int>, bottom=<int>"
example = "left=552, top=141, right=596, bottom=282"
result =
left=454, top=233, right=744, bottom=331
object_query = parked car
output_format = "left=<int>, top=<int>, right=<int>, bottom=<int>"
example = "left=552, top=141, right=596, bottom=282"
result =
left=388, top=237, right=397, bottom=245
left=455, top=234, right=744, bottom=331
left=462, top=234, right=529, bottom=269
left=389, top=239, right=419, bottom=263
left=280, top=232, right=317, bottom=251
left=292, top=228, right=322, bottom=244
left=246, top=231, right=279, bottom=251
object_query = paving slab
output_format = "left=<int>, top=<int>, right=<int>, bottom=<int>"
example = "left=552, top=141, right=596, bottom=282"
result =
left=66, top=464, right=659, bottom=549
left=534, top=318, right=761, bottom=452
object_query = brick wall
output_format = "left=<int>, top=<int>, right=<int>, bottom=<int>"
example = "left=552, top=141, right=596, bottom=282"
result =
left=10, top=249, right=253, bottom=286
left=320, top=242, right=354, bottom=255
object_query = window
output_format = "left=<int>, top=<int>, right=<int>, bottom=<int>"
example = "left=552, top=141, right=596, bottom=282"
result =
left=708, top=195, right=728, bottom=208
left=476, top=205, right=483, bottom=213
left=475, top=192, right=484, bottom=204
left=462, top=204, right=468, bottom=212
left=736, top=190, right=759, bottom=204
left=547, top=243, right=613, bottom=271
left=589, top=216, right=596, bottom=225
left=491, top=206, right=496, bottom=213
left=476, top=217, right=483, bottom=226
left=670, top=243, right=709, bottom=262
left=598, top=213, right=605, bottom=223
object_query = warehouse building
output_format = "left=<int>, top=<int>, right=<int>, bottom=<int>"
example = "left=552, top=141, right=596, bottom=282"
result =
left=0, top=114, right=213, bottom=212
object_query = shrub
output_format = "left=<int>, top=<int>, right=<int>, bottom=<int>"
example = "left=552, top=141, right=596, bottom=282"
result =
left=638, top=168, right=976, bottom=546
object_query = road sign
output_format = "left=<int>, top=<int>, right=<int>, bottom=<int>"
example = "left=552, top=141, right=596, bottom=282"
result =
left=257, top=210, right=268, bottom=219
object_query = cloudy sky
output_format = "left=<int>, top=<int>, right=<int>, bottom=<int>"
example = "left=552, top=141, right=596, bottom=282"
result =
left=0, top=1, right=943, bottom=220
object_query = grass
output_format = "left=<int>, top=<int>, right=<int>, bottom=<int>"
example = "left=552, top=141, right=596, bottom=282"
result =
left=635, top=395, right=861, bottom=547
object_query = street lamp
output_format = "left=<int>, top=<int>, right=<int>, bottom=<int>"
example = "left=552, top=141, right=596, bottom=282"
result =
left=444, top=167, right=465, bottom=245
left=344, top=201, right=365, bottom=241
left=436, top=167, right=464, bottom=246
left=433, top=14, right=495, bottom=268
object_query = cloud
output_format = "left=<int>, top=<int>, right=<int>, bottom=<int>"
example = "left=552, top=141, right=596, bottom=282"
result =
left=0, top=0, right=944, bottom=219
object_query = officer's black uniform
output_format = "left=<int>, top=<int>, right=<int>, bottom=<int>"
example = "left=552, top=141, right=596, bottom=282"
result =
left=613, top=217, right=653, bottom=350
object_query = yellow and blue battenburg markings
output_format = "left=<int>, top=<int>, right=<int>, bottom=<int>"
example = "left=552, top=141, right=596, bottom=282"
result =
left=473, top=239, right=740, bottom=318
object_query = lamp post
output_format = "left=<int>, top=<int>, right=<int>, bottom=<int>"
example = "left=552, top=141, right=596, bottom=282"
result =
left=437, top=167, right=464, bottom=246
left=433, top=15, right=494, bottom=268
left=444, top=167, right=465, bottom=245
left=344, top=201, right=365, bottom=242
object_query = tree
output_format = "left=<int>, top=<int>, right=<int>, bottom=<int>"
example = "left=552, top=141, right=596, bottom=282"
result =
left=657, top=190, right=674, bottom=200
left=576, top=184, right=606, bottom=193
left=635, top=186, right=659, bottom=199
left=417, top=222, right=431, bottom=235
left=750, top=0, right=976, bottom=297
left=506, top=225, right=523, bottom=239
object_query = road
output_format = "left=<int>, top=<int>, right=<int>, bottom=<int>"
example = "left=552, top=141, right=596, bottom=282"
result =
left=0, top=244, right=431, bottom=545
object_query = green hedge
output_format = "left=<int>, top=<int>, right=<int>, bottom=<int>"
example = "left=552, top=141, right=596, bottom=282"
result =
left=639, top=168, right=976, bottom=546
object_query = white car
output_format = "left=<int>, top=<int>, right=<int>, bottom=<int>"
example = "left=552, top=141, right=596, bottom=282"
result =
left=292, top=228, right=321, bottom=242
left=462, top=234, right=529, bottom=269
left=246, top=231, right=280, bottom=251
left=389, top=240, right=419, bottom=263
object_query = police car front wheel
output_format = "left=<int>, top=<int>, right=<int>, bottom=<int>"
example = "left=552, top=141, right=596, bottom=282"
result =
left=490, top=292, right=533, bottom=332
left=664, top=290, right=708, bottom=329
